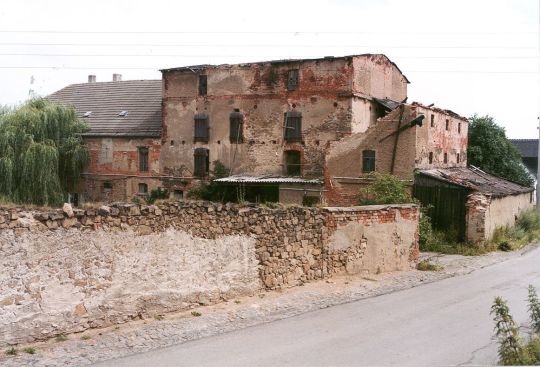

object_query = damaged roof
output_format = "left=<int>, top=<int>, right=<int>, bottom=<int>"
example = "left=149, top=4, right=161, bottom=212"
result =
left=417, top=167, right=533, bottom=197
left=374, top=97, right=401, bottom=112
left=410, top=101, right=468, bottom=121
left=160, top=54, right=410, bottom=83
left=214, top=175, right=323, bottom=185
left=47, top=80, right=162, bottom=137
left=510, top=139, right=538, bottom=158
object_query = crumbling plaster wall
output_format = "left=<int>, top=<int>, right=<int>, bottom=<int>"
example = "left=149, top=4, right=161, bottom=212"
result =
left=465, top=192, right=533, bottom=242
left=0, top=202, right=418, bottom=346
left=413, top=105, right=468, bottom=169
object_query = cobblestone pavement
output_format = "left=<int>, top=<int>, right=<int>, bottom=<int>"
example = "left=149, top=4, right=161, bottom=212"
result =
left=2, top=245, right=536, bottom=367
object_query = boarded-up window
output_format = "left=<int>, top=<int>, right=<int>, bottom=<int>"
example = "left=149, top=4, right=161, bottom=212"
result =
left=194, top=113, right=209, bottom=142
left=198, top=75, right=207, bottom=96
left=229, top=111, right=244, bottom=143
left=429, top=152, right=433, bottom=164
left=138, top=147, right=149, bottom=172
left=287, top=69, right=299, bottom=91
left=285, top=150, right=301, bottom=176
left=284, top=111, right=302, bottom=142
left=194, top=148, right=209, bottom=177
left=362, top=150, right=376, bottom=173
left=138, top=183, right=148, bottom=194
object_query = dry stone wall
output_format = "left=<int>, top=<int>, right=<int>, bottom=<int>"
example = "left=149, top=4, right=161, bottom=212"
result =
left=0, top=201, right=418, bottom=346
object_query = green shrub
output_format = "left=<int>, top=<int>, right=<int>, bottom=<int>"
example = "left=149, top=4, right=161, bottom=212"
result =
left=528, top=285, right=540, bottom=334
left=146, top=187, right=168, bottom=204
left=517, top=209, right=540, bottom=232
left=416, top=260, right=443, bottom=271
left=22, top=347, right=35, bottom=354
left=418, top=207, right=434, bottom=251
left=359, top=173, right=412, bottom=205
left=5, top=347, right=17, bottom=356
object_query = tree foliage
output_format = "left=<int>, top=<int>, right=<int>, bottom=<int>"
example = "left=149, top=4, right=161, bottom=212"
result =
left=359, top=173, right=412, bottom=205
left=468, top=115, right=533, bottom=187
left=0, top=98, right=89, bottom=206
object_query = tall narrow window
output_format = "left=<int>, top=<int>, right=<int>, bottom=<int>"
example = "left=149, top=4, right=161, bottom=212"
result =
left=284, top=111, right=302, bottom=142
left=444, top=152, right=448, bottom=164
left=198, top=74, right=207, bottom=96
left=362, top=150, right=376, bottom=173
left=445, top=119, right=450, bottom=131
left=428, top=152, right=433, bottom=164
left=284, top=150, right=301, bottom=176
left=287, top=69, right=299, bottom=91
left=138, top=147, right=149, bottom=172
left=458, top=122, right=461, bottom=134
left=194, top=148, right=209, bottom=177
left=229, top=111, right=244, bottom=143
left=194, top=113, right=209, bottom=142
left=430, top=115, right=435, bottom=127
left=457, top=153, right=460, bottom=163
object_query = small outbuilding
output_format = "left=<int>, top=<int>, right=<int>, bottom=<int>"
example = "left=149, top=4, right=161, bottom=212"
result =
left=414, top=166, right=534, bottom=243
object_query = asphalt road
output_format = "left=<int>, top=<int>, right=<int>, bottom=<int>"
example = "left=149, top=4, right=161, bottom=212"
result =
left=95, top=246, right=540, bottom=367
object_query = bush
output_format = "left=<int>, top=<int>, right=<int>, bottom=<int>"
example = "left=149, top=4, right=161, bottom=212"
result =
left=418, top=207, right=434, bottom=251
left=416, top=260, right=443, bottom=271
left=359, top=173, right=412, bottom=205
left=188, top=160, right=232, bottom=202
left=517, top=209, right=540, bottom=232
left=146, top=187, right=168, bottom=204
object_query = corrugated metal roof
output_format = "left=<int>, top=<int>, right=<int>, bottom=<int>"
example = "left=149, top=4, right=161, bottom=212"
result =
left=417, top=167, right=533, bottom=197
left=215, top=175, right=323, bottom=184
left=47, top=80, right=162, bottom=138
left=510, top=139, right=538, bottom=158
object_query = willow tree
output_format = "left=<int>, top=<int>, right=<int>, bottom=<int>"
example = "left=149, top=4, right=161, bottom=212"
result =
left=0, top=98, right=89, bottom=206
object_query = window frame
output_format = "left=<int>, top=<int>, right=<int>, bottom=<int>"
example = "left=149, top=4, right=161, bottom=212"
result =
left=229, top=111, right=244, bottom=143
left=287, top=69, right=299, bottom=91
left=138, top=147, right=149, bottom=172
left=138, top=183, right=148, bottom=195
left=284, top=150, right=302, bottom=176
left=194, top=147, right=209, bottom=177
left=284, top=111, right=302, bottom=142
left=194, top=113, right=209, bottom=143
left=362, top=149, right=376, bottom=173
left=198, top=74, right=207, bottom=96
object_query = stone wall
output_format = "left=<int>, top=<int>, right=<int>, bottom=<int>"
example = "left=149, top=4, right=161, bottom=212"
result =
left=0, top=201, right=418, bottom=346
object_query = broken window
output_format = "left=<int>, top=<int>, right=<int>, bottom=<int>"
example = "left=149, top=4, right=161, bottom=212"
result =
left=284, top=111, right=302, bottom=142
left=444, top=153, right=448, bottom=164
left=138, top=183, right=148, bottom=195
left=284, top=150, right=301, bottom=176
left=429, top=152, right=433, bottom=164
left=198, top=74, right=207, bottom=96
left=103, top=182, right=112, bottom=193
left=229, top=111, right=244, bottom=143
left=302, top=196, right=320, bottom=207
left=194, top=113, right=209, bottom=142
left=430, top=115, right=435, bottom=127
left=445, top=119, right=450, bottom=131
left=287, top=69, right=299, bottom=91
left=194, top=148, right=209, bottom=177
left=362, top=150, right=376, bottom=173
left=138, top=147, right=149, bottom=172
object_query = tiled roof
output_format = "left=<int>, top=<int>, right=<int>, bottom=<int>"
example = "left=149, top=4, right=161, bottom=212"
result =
left=48, top=80, right=162, bottom=137
left=510, top=139, right=538, bottom=158
left=215, top=175, right=323, bottom=184
left=417, top=167, right=533, bottom=197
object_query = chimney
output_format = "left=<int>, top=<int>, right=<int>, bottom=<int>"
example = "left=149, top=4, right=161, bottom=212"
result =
left=88, top=75, right=96, bottom=83
left=113, top=73, right=122, bottom=82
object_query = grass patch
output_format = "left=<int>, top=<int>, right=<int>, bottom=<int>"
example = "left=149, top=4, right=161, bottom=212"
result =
left=5, top=347, right=17, bottom=356
left=80, top=335, right=91, bottom=340
left=55, top=334, right=68, bottom=342
left=22, top=347, right=35, bottom=354
left=234, top=300, right=241, bottom=304
left=416, top=260, right=443, bottom=271
left=191, top=311, right=202, bottom=317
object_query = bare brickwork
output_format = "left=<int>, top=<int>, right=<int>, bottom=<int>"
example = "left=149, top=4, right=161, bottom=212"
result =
left=0, top=201, right=418, bottom=346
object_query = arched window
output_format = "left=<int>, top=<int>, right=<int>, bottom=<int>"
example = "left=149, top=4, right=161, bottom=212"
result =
left=362, top=150, right=376, bottom=173
left=229, top=111, right=244, bottom=143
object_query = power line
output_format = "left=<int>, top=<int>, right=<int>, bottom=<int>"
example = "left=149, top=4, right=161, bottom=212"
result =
left=1, top=53, right=538, bottom=59
left=0, top=30, right=536, bottom=35
left=0, top=42, right=536, bottom=49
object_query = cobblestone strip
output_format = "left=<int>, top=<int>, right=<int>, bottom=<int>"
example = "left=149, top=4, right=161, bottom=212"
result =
left=1, top=245, right=535, bottom=367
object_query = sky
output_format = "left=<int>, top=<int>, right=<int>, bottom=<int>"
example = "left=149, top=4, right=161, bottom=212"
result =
left=0, top=0, right=538, bottom=138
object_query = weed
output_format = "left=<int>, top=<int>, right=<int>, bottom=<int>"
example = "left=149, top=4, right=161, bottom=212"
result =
left=80, top=335, right=91, bottom=340
left=528, top=285, right=540, bottom=334
left=55, top=334, right=68, bottom=342
left=234, top=300, right=241, bottom=304
left=416, top=260, right=443, bottom=271
left=498, top=241, right=512, bottom=252
left=5, top=347, right=17, bottom=356
left=22, top=347, right=35, bottom=354
left=191, top=311, right=202, bottom=317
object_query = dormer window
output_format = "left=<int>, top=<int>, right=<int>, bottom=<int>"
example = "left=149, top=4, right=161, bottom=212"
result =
left=118, top=111, right=128, bottom=117
left=83, top=111, right=92, bottom=117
